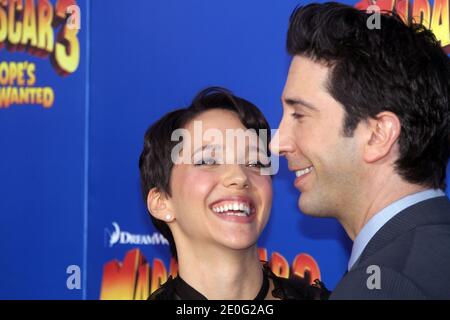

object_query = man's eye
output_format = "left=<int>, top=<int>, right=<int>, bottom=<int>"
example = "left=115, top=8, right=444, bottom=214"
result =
left=291, top=112, right=304, bottom=120
left=195, top=158, right=217, bottom=166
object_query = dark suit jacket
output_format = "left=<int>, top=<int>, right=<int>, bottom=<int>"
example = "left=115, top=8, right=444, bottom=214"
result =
left=330, top=196, right=450, bottom=299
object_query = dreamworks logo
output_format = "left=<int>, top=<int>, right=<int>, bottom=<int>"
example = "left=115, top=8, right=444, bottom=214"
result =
left=104, top=222, right=169, bottom=247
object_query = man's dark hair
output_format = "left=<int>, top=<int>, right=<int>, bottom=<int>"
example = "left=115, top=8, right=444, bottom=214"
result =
left=139, top=87, right=271, bottom=259
left=287, top=2, right=450, bottom=189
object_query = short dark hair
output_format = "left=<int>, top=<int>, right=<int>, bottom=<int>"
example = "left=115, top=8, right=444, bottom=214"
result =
left=287, top=2, right=450, bottom=189
left=139, top=87, right=271, bottom=259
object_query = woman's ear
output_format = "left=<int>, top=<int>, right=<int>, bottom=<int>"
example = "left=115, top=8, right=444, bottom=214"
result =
left=147, top=188, right=175, bottom=223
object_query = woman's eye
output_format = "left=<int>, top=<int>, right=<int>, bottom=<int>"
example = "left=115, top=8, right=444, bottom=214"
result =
left=195, top=158, right=217, bottom=166
left=247, top=161, right=271, bottom=168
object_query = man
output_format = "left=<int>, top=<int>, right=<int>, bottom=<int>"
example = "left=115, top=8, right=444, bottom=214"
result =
left=270, top=2, right=450, bottom=299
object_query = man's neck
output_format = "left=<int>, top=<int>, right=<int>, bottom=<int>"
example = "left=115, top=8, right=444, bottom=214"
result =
left=176, top=242, right=264, bottom=300
left=340, top=175, right=427, bottom=241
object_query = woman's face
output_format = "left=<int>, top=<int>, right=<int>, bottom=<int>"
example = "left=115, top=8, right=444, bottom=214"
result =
left=167, top=109, right=272, bottom=252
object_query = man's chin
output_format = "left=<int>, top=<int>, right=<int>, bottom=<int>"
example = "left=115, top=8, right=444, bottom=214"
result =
left=297, top=195, right=313, bottom=215
left=298, top=194, right=329, bottom=217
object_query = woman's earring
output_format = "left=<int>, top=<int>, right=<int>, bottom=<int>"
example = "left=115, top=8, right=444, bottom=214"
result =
left=165, top=214, right=172, bottom=221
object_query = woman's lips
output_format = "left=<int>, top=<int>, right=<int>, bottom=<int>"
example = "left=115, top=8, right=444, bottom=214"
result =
left=209, top=197, right=256, bottom=223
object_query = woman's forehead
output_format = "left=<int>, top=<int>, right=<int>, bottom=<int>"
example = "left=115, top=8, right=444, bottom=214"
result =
left=184, top=108, right=245, bottom=131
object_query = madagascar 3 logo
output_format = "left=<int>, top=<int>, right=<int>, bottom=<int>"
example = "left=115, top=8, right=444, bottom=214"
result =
left=99, top=248, right=321, bottom=300
left=356, top=0, right=450, bottom=52
left=0, top=0, right=80, bottom=109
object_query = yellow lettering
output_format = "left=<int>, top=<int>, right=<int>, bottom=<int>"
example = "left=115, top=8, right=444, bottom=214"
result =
left=52, top=0, right=79, bottom=75
left=0, top=4, right=7, bottom=45
left=37, top=0, right=53, bottom=54
left=21, top=0, right=38, bottom=47
left=8, top=0, right=23, bottom=46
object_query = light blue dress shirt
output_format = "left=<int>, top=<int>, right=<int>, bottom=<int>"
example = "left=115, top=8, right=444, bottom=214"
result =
left=348, top=189, right=446, bottom=271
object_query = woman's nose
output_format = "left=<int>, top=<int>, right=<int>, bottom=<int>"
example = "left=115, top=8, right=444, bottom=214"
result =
left=222, top=165, right=250, bottom=189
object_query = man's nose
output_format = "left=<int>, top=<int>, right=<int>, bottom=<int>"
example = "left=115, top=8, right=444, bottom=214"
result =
left=269, top=122, right=295, bottom=157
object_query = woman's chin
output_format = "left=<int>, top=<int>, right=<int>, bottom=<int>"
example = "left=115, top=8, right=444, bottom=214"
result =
left=214, top=234, right=260, bottom=251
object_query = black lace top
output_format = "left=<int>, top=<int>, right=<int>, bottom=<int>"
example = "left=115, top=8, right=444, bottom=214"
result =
left=148, top=264, right=330, bottom=300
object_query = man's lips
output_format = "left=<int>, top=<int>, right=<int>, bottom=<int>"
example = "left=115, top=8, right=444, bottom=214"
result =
left=294, top=166, right=313, bottom=178
left=289, top=166, right=314, bottom=189
left=288, top=165, right=314, bottom=176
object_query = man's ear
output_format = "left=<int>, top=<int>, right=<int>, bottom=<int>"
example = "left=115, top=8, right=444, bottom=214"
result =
left=363, top=111, right=401, bottom=163
left=146, top=188, right=175, bottom=223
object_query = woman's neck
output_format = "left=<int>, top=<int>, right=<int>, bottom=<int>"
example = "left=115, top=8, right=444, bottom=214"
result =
left=176, top=245, right=264, bottom=300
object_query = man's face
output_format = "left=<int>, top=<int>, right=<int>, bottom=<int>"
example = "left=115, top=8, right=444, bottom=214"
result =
left=270, top=55, right=364, bottom=218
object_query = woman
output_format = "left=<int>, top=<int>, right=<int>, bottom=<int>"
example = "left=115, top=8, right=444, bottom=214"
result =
left=139, top=87, right=328, bottom=300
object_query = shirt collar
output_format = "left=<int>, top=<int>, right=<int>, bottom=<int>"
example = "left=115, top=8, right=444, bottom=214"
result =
left=348, top=189, right=445, bottom=271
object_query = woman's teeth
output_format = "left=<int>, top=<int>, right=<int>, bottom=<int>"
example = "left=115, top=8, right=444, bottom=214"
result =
left=212, top=202, right=251, bottom=216
left=295, top=166, right=313, bottom=177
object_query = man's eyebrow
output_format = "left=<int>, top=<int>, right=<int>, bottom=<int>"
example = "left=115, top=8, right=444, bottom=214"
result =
left=283, top=96, right=318, bottom=111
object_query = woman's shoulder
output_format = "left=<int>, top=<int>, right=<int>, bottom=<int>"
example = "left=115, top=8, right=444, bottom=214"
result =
left=149, top=265, right=331, bottom=300
left=264, top=265, right=331, bottom=300
left=147, top=276, right=178, bottom=300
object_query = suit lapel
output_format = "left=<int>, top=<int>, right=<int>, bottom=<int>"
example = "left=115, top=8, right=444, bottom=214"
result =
left=357, top=196, right=450, bottom=265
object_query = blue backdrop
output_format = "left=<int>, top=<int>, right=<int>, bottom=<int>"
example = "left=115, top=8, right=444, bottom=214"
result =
left=1, top=0, right=448, bottom=299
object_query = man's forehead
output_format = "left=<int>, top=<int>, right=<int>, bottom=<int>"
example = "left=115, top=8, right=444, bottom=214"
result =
left=283, top=56, right=332, bottom=105
left=286, top=56, right=329, bottom=84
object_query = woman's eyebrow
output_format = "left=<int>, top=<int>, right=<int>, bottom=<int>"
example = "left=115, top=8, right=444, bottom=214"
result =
left=247, top=145, right=267, bottom=153
left=191, top=144, right=222, bottom=157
